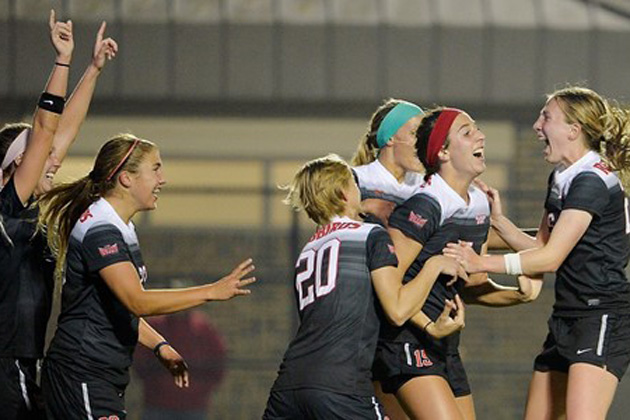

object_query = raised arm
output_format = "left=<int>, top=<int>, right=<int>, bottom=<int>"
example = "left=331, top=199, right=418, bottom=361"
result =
left=53, top=21, right=118, bottom=163
left=100, top=258, right=256, bottom=317
left=14, top=10, right=72, bottom=203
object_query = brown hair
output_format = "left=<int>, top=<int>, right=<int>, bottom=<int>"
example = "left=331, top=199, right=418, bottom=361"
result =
left=282, top=154, right=353, bottom=226
left=39, top=133, right=157, bottom=277
left=415, top=107, right=450, bottom=181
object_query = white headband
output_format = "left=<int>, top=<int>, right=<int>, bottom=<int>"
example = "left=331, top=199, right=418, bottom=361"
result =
left=0, top=128, right=30, bottom=185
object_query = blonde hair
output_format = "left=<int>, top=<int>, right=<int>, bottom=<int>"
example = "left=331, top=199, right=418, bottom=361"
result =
left=551, top=86, right=630, bottom=189
left=282, top=154, right=353, bottom=226
left=39, top=133, right=157, bottom=278
left=351, top=98, right=405, bottom=166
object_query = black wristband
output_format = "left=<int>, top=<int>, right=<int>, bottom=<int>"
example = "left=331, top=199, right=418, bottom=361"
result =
left=38, top=92, right=65, bottom=114
left=153, top=341, right=170, bottom=357
left=55, top=62, right=70, bottom=68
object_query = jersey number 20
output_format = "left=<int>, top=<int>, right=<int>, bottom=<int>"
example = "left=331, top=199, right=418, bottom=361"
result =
left=295, top=239, right=340, bottom=311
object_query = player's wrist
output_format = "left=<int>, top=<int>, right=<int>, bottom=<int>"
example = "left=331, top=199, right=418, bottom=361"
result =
left=153, top=340, right=170, bottom=357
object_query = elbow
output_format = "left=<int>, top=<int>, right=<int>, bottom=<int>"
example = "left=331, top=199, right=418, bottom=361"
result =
left=385, top=310, right=407, bottom=327
left=126, top=297, right=154, bottom=318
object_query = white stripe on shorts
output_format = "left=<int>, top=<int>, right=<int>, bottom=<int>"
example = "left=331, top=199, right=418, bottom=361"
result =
left=404, top=342, right=412, bottom=366
left=597, top=314, right=609, bottom=356
left=14, top=360, right=32, bottom=410
left=81, top=382, right=94, bottom=420
left=372, top=396, right=383, bottom=420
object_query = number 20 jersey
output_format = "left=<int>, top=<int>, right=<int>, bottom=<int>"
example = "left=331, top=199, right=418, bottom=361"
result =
left=270, top=216, right=398, bottom=396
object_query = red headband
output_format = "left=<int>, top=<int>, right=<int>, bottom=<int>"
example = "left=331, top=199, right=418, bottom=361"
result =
left=106, top=139, right=140, bottom=181
left=426, top=108, right=462, bottom=167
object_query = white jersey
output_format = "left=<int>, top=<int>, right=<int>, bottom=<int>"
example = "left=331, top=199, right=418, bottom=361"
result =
left=353, top=160, right=424, bottom=205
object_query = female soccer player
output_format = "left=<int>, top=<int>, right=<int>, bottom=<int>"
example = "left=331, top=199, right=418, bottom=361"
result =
left=263, top=154, right=465, bottom=420
left=0, top=10, right=73, bottom=419
left=444, top=87, right=630, bottom=419
left=375, top=107, right=540, bottom=420
left=351, top=98, right=425, bottom=225
left=38, top=134, right=256, bottom=419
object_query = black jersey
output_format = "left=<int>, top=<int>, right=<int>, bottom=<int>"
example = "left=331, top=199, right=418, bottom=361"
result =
left=544, top=151, right=630, bottom=316
left=382, top=174, right=490, bottom=343
left=46, top=198, right=147, bottom=388
left=0, top=177, right=53, bottom=359
left=271, top=216, right=398, bottom=396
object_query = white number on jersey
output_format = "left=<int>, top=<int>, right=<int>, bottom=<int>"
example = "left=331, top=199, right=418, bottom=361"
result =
left=295, top=239, right=340, bottom=311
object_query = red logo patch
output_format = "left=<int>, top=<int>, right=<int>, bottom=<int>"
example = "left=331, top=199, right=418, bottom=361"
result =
left=476, top=214, right=486, bottom=225
left=387, top=244, right=396, bottom=254
left=408, top=211, right=427, bottom=228
left=98, top=244, right=119, bottom=257
left=594, top=161, right=611, bottom=175
left=79, top=209, right=93, bottom=223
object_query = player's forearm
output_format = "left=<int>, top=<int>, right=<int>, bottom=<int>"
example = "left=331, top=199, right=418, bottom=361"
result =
left=127, top=287, right=213, bottom=317
left=53, top=64, right=101, bottom=160
left=492, top=214, right=539, bottom=251
left=138, top=318, right=166, bottom=349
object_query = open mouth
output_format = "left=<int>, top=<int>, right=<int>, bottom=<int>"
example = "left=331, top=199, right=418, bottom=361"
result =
left=472, top=147, right=485, bottom=160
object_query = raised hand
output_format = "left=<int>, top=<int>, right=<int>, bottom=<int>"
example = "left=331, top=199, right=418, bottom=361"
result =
left=208, top=258, right=256, bottom=301
left=474, top=178, right=504, bottom=221
left=92, top=21, right=118, bottom=71
left=49, top=10, right=73, bottom=63
left=156, top=344, right=190, bottom=388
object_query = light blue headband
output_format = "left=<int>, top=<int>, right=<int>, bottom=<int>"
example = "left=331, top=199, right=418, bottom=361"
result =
left=376, top=102, right=424, bottom=148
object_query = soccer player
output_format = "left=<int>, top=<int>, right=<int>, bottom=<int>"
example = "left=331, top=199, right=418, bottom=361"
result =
left=263, top=154, right=465, bottom=419
left=0, top=10, right=73, bottom=419
left=351, top=99, right=425, bottom=225
left=444, top=87, right=630, bottom=420
left=37, top=134, right=256, bottom=419
left=374, top=108, right=541, bottom=420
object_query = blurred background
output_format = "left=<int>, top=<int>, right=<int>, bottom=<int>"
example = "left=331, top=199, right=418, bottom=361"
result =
left=3, top=0, right=630, bottom=418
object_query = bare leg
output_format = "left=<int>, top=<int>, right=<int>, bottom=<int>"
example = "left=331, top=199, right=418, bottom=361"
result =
left=373, top=381, right=409, bottom=420
left=524, top=370, right=567, bottom=420
left=455, top=395, right=476, bottom=420
left=565, top=363, right=618, bottom=420
left=396, top=376, right=463, bottom=420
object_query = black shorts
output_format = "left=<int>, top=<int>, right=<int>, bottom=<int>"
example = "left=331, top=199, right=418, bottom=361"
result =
left=42, top=359, right=126, bottom=420
left=534, top=313, right=630, bottom=381
left=0, top=357, right=45, bottom=420
left=372, top=339, right=471, bottom=397
left=263, top=388, right=384, bottom=420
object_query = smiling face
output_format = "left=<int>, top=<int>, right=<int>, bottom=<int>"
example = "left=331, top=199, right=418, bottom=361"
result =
left=34, top=148, right=61, bottom=196
left=441, top=112, right=486, bottom=178
left=390, top=115, right=424, bottom=173
left=127, top=148, right=166, bottom=212
left=532, top=98, right=576, bottom=166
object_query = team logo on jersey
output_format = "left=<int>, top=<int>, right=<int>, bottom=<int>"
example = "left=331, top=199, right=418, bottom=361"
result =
left=408, top=211, right=427, bottom=228
left=387, top=244, right=396, bottom=254
left=373, top=189, right=384, bottom=196
left=594, top=161, right=611, bottom=175
left=79, top=209, right=93, bottom=223
left=98, top=416, right=120, bottom=420
left=475, top=214, right=487, bottom=225
left=98, top=243, right=119, bottom=257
